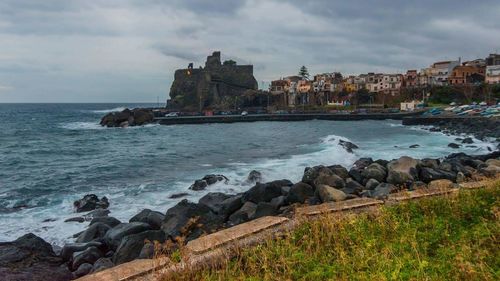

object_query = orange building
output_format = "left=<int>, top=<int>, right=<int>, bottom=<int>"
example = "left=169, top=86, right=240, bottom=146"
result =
left=448, top=65, right=485, bottom=85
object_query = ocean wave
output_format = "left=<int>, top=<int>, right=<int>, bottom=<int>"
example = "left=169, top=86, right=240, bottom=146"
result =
left=87, top=107, right=127, bottom=114
left=60, top=122, right=104, bottom=130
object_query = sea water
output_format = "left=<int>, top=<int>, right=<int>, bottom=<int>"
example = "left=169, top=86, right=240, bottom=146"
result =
left=0, top=103, right=495, bottom=245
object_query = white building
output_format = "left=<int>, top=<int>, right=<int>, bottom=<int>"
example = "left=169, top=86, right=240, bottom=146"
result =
left=485, top=65, right=500, bottom=84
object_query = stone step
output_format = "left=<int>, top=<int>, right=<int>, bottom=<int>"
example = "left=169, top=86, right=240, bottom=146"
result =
left=186, top=216, right=289, bottom=255
left=295, top=197, right=383, bottom=216
left=387, top=188, right=458, bottom=202
left=76, top=257, right=169, bottom=281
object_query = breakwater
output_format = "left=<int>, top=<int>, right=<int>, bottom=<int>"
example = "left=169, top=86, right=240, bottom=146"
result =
left=156, top=111, right=423, bottom=125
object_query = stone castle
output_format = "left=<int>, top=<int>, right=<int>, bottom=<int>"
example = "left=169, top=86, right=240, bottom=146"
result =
left=167, top=51, right=258, bottom=111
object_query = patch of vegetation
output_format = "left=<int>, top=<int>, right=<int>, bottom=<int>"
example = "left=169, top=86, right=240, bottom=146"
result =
left=164, top=182, right=500, bottom=281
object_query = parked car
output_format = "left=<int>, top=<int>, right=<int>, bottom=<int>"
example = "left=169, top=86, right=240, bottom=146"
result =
left=241, top=111, right=248, bottom=116
left=274, top=110, right=289, bottom=114
left=165, top=112, right=179, bottom=117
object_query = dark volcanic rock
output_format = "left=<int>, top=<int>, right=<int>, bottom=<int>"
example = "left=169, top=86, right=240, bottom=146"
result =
left=228, top=202, right=257, bottom=225
left=386, top=156, right=419, bottom=185
left=113, top=230, right=166, bottom=265
left=104, top=222, right=152, bottom=250
left=369, top=183, right=398, bottom=199
left=73, top=194, right=109, bottom=213
left=315, top=184, right=347, bottom=202
left=327, top=165, right=350, bottom=179
left=189, top=174, right=228, bottom=191
left=339, top=139, right=359, bottom=153
left=90, top=216, right=121, bottom=228
left=169, top=193, right=189, bottom=199
left=360, top=163, right=386, bottom=183
left=161, top=200, right=224, bottom=241
left=313, top=174, right=346, bottom=189
left=252, top=202, right=279, bottom=219
left=285, top=182, right=314, bottom=204
left=74, top=263, right=93, bottom=278
left=76, top=222, right=111, bottom=243
left=409, top=144, right=420, bottom=148
left=91, top=257, right=114, bottom=273
left=72, top=246, right=102, bottom=270
left=129, top=209, right=165, bottom=230
left=342, top=178, right=364, bottom=195
left=419, top=167, right=457, bottom=183
left=100, top=108, right=154, bottom=127
left=448, top=143, right=461, bottom=149
left=198, top=192, right=231, bottom=214
left=365, top=178, right=380, bottom=190
left=461, top=137, right=474, bottom=144
left=243, top=180, right=293, bottom=203
left=60, top=241, right=103, bottom=261
left=0, top=233, right=72, bottom=281
left=247, top=170, right=263, bottom=183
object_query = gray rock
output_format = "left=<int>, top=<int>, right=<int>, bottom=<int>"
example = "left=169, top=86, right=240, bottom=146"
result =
left=242, top=180, right=293, bottom=203
left=198, top=193, right=231, bottom=214
left=409, top=181, right=427, bottom=190
left=76, top=222, right=111, bottom=243
left=169, top=193, right=189, bottom=199
left=74, top=194, right=109, bottom=213
left=60, top=241, right=103, bottom=261
left=90, top=216, right=121, bottom=228
left=138, top=243, right=155, bottom=259
left=315, top=184, right=347, bottom=202
left=85, top=209, right=110, bottom=219
left=74, top=263, right=93, bottom=278
left=365, top=178, right=380, bottom=190
left=252, top=202, right=278, bottom=219
left=370, top=183, right=397, bottom=199
left=104, top=222, right=151, bottom=250
left=386, top=156, right=419, bottom=185
left=91, top=257, right=114, bottom=273
left=448, top=143, right=461, bottom=149
left=313, top=174, right=346, bottom=189
left=228, top=202, right=257, bottom=225
left=113, top=230, right=166, bottom=265
left=285, top=182, right=314, bottom=204
left=72, top=246, right=102, bottom=270
left=339, top=139, right=359, bottom=153
left=419, top=167, right=457, bottom=183
left=129, top=209, right=165, bottom=230
left=360, top=163, right=386, bottom=183
left=270, top=195, right=286, bottom=209
left=420, top=158, right=439, bottom=169
left=461, top=137, right=474, bottom=144
left=64, top=217, right=85, bottom=223
left=247, top=170, right=262, bottom=183
left=409, top=144, right=420, bottom=148
left=342, top=178, right=363, bottom=195
left=327, top=165, right=350, bottom=179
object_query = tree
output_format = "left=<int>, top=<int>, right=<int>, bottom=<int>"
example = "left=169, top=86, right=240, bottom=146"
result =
left=299, top=66, right=310, bottom=80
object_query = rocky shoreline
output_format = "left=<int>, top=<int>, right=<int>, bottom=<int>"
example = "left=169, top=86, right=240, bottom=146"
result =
left=2, top=149, right=499, bottom=280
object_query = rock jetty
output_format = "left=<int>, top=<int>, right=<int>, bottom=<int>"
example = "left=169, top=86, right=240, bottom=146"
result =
left=100, top=108, right=154, bottom=128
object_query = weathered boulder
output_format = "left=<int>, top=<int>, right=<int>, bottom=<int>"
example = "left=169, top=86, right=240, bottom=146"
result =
left=409, top=181, right=427, bottom=190
left=169, top=193, right=189, bottom=199
left=461, top=137, right=474, bottom=144
left=138, top=243, right=155, bottom=259
left=91, top=257, right=114, bottom=273
left=228, top=202, right=257, bottom=225
left=339, top=139, right=359, bottom=153
left=104, top=222, right=152, bottom=250
left=72, top=246, right=102, bottom=270
left=64, top=217, right=85, bottom=223
left=342, top=178, right=364, bottom=195
left=270, top=196, right=287, bottom=209
left=0, top=233, right=72, bottom=281
left=74, top=263, right=93, bottom=278
left=301, top=166, right=323, bottom=185
left=386, top=156, right=419, bottom=185
left=252, top=202, right=279, bottom=219
left=313, top=174, right=346, bottom=189
left=485, top=158, right=500, bottom=167
left=113, top=230, right=166, bottom=265
left=242, top=180, right=293, bottom=203
left=60, top=241, right=103, bottom=261
left=217, top=195, right=244, bottom=219
left=285, top=182, right=314, bottom=204
left=246, top=170, right=262, bottom=183
left=100, top=108, right=154, bottom=127
left=327, top=165, right=350, bottom=179
left=198, top=192, right=231, bottom=214
left=360, top=163, right=387, bottom=183
left=189, top=174, right=228, bottom=191
left=428, top=179, right=454, bottom=190
left=348, top=158, right=373, bottom=183
left=420, top=158, right=439, bottom=169
left=419, top=167, right=457, bottom=183
left=365, top=178, right=380, bottom=190
left=85, top=209, right=110, bottom=219
left=315, top=184, right=347, bottom=202
left=76, top=222, right=111, bottom=243
left=161, top=200, right=223, bottom=241
left=448, top=143, right=461, bottom=149
left=409, top=144, right=420, bottom=148
left=73, top=194, right=109, bottom=213
left=90, top=217, right=121, bottom=228
left=129, top=209, right=165, bottom=230
left=370, top=183, right=397, bottom=199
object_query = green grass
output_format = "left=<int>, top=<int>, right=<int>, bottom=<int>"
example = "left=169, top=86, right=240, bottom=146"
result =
left=166, top=182, right=500, bottom=281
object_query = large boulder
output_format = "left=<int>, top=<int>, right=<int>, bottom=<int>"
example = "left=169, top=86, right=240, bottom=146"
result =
left=285, top=182, right=314, bottom=204
left=365, top=178, right=380, bottom=190
left=339, top=139, right=359, bottom=153
left=228, top=202, right=257, bottom=225
left=242, top=180, right=293, bottom=203
left=360, top=163, right=387, bottom=183
left=76, top=222, right=111, bottom=243
left=369, top=183, right=397, bottom=199
left=348, top=158, right=373, bottom=182
left=129, top=209, right=165, bottom=230
left=189, top=174, right=228, bottom=191
left=342, top=178, right=364, bottom=195
left=91, top=257, right=114, bottom=273
left=327, top=165, right=350, bottom=179
left=113, top=230, right=166, bottom=265
left=73, top=194, right=109, bottom=213
left=161, top=200, right=224, bottom=241
left=60, top=241, right=104, bottom=261
left=90, top=217, right=121, bottom=228
left=386, top=156, right=419, bottom=185
left=315, top=184, right=347, bottom=202
left=198, top=192, right=231, bottom=214
left=252, top=202, right=279, bottom=219
left=0, top=233, right=72, bottom=281
left=313, top=174, right=345, bottom=189
left=100, top=108, right=154, bottom=127
left=72, top=246, right=102, bottom=270
left=246, top=170, right=262, bottom=183
left=428, top=179, right=454, bottom=190
left=104, top=222, right=152, bottom=250
left=419, top=167, right=457, bottom=183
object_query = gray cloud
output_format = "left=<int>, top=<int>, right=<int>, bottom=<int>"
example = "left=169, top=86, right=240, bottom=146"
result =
left=0, top=0, right=499, bottom=102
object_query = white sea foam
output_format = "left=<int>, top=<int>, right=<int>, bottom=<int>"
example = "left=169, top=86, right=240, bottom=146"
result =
left=88, top=107, right=127, bottom=114
left=60, top=122, right=104, bottom=130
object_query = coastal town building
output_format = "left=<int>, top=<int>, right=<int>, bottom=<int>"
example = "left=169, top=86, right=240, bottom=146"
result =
left=448, top=65, right=485, bottom=85
left=403, top=70, right=418, bottom=88
left=485, top=65, right=500, bottom=84
left=485, top=53, right=500, bottom=66
left=421, top=60, right=460, bottom=86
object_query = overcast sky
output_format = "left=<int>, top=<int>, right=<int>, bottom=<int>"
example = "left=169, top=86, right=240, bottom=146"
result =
left=1, top=0, right=499, bottom=103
